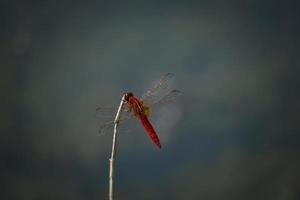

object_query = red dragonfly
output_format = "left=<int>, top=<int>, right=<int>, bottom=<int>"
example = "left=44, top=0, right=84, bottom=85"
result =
left=96, top=73, right=180, bottom=149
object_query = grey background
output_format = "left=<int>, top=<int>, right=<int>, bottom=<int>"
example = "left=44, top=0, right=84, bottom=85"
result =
left=1, top=1, right=300, bottom=200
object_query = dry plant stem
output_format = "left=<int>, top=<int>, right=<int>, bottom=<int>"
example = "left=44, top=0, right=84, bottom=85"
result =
left=109, top=95, right=125, bottom=200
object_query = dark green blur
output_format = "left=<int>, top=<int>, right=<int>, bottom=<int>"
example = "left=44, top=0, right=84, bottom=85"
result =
left=1, top=1, right=299, bottom=200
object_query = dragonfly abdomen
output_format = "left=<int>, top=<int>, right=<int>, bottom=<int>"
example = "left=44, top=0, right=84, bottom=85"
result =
left=139, top=113, right=162, bottom=149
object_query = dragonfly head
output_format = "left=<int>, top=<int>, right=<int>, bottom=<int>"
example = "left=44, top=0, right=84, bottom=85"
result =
left=124, top=92, right=133, bottom=102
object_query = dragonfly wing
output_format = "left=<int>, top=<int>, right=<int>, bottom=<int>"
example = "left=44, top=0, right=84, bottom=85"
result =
left=96, top=104, right=133, bottom=134
left=95, top=103, right=132, bottom=119
left=150, top=89, right=181, bottom=109
left=141, top=73, right=175, bottom=105
left=95, top=106, right=117, bottom=120
left=98, top=120, right=114, bottom=134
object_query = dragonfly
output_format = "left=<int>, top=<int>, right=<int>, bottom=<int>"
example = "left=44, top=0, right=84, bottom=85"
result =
left=96, top=73, right=180, bottom=149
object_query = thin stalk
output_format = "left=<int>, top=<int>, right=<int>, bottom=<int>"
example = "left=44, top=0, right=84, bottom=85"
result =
left=109, top=95, right=125, bottom=200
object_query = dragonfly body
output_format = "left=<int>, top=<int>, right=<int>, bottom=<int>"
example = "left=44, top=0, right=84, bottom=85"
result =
left=124, top=92, right=162, bottom=149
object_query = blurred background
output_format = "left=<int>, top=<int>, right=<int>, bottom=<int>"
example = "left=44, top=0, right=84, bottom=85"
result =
left=1, top=1, right=300, bottom=200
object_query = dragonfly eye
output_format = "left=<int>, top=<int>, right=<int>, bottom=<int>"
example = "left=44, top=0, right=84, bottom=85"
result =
left=124, top=92, right=133, bottom=101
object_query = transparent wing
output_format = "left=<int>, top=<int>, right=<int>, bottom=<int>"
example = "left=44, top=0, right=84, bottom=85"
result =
left=150, top=89, right=181, bottom=108
left=95, top=106, right=118, bottom=120
left=95, top=103, right=132, bottom=119
left=95, top=103, right=134, bottom=134
left=141, top=73, right=175, bottom=105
